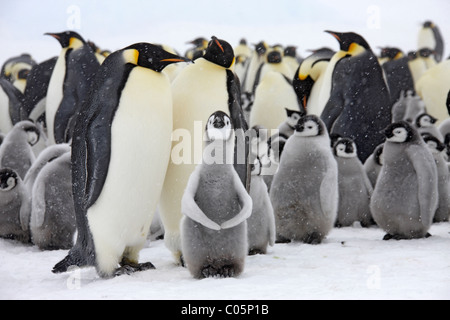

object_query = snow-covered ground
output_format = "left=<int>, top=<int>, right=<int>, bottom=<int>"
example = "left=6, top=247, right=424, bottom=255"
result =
left=1, top=222, right=449, bottom=300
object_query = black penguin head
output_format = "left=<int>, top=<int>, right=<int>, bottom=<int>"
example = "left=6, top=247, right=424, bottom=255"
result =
left=415, top=113, right=437, bottom=128
left=333, top=137, right=357, bottom=158
left=379, top=47, right=404, bottom=60
left=16, top=120, right=40, bottom=146
left=0, top=168, right=19, bottom=192
left=284, top=46, right=297, bottom=58
left=325, top=30, right=371, bottom=56
left=423, top=21, right=435, bottom=28
left=205, top=111, right=233, bottom=141
left=187, top=37, right=208, bottom=49
left=253, top=41, right=268, bottom=57
left=267, top=50, right=282, bottom=64
left=123, top=43, right=190, bottom=72
left=203, top=36, right=235, bottom=68
left=418, top=47, right=435, bottom=58
left=383, top=121, right=417, bottom=143
left=294, top=115, right=324, bottom=137
left=329, top=133, right=343, bottom=148
left=422, top=134, right=445, bottom=153
left=285, top=108, right=305, bottom=128
left=45, top=31, right=85, bottom=49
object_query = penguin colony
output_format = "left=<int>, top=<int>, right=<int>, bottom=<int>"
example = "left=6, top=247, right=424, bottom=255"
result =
left=0, top=20, right=449, bottom=279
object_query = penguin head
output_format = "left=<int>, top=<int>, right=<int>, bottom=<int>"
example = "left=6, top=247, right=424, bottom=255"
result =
left=285, top=108, right=305, bottom=128
left=203, top=36, right=235, bottom=68
left=418, top=47, right=435, bottom=58
left=423, top=21, right=435, bottom=29
left=284, top=46, right=297, bottom=58
left=45, top=31, right=85, bottom=50
left=294, top=115, right=324, bottom=137
left=205, top=111, right=233, bottom=141
left=187, top=37, right=208, bottom=49
left=294, top=48, right=334, bottom=110
left=330, top=133, right=343, bottom=148
left=415, top=113, right=437, bottom=128
left=267, top=50, right=282, bottom=64
left=250, top=157, right=262, bottom=176
left=14, top=120, right=40, bottom=146
left=325, top=30, right=371, bottom=57
left=422, top=134, right=445, bottom=153
left=383, top=121, right=416, bottom=143
left=379, top=47, right=404, bottom=61
left=333, top=138, right=357, bottom=158
left=0, top=168, right=19, bottom=192
left=254, top=41, right=268, bottom=57
left=122, top=43, right=190, bottom=72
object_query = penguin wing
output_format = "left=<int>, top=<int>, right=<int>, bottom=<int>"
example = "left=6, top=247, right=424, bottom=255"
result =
left=220, top=168, right=253, bottom=229
left=406, top=145, right=438, bottom=220
left=319, top=162, right=338, bottom=218
left=19, top=187, right=32, bottom=231
left=265, top=193, right=276, bottom=246
left=181, top=166, right=221, bottom=231
left=30, top=171, right=47, bottom=228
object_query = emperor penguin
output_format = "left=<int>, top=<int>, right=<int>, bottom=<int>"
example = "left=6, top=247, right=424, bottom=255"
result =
left=414, top=113, right=444, bottom=141
left=22, top=57, right=57, bottom=125
left=402, top=92, right=427, bottom=124
left=1, top=53, right=36, bottom=86
left=333, top=138, right=374, bottom=227
left=0, top=168, right=30, bottom=243
left=52, top=43, right=189, bottom=278
left=363, top=143, right=384, bottom=188
left=269, top=115, right=338, bottom=244
left=370, top=121, right=438, bottom=240
left=184, top=37, right=208, bottom=60
left=159, top=36, right=249, bottom=265
left=0, top=120, right=39, bottom=179
left=0, top=78, right=25, bottom=133
left=422, top=134, right=450, bottom=222
left=241, top=41, right=268, bottom=99
left=379, top=48, right=415, bottom=106
left=30, top=151, right=76, bottom=250
left=293, top=47, right=335, bottom=116
left=283, top=46, right=302, bottom=78
left=249, top=49, right=304, bottom=135
left=20, top=143, right=71, bottom=233
left=415, top=58, right=450, bottom=125
left=247, top=156, right=275, bottom=255
left=417, top=21, right=444, bottom=63
left=181, top=111, right=252, bottom=278
left=407, top=51, right=428, bottom=87
left=45, top=31, right=100, bottom=145
left=320, top=31, right=391, bottom=163
left=234, top=38, right=253, bottom=84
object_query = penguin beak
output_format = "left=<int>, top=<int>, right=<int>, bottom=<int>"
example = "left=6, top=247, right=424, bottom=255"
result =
left=211, top=36, right=224, bottom=53
left=44, top=32, right=60, bottom=40
left=325, top=30, right=341, bottom=42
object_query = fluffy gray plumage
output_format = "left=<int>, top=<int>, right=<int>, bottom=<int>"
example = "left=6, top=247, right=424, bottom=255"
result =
left=370, top=121, right=438, bottom=240
left=363, top=143, right=384, bottom=188
left=270, top=115, right=338, bottom=244
left=30, top=151, right=75, bottom=250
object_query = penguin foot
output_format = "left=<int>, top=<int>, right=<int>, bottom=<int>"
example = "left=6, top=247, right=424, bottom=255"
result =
left=115, top=261, right=155, bottom=277
left=275, top=236, right=291, bottom=244
left=382, top=233, right=406, bottom=240
left=201, top=264, right=236, bottom=278
left=248, top=248, right=266, bottom=255
left=425, top=232, right=432, bottom=238
left=303, top=232, right=322, bottom=244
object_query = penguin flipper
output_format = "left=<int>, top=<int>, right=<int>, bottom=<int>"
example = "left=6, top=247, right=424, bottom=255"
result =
left=319, top=165, right=338, bottom=219
left=30, top=174, right=47, bottom=228
left=406, top=145, right=438, bottom=221
left=220, top=169, right=252, bottom=229
left=181, top=166, right=221, bottom=230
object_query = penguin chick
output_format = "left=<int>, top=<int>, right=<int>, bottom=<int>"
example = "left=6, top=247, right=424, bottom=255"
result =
left=363, top=143, right=384, bottom=188
left=181, top=111, right=252, bottom=279
left=270, top=115, right=338, bottom=244
left=415, top=113, right=444, bottom=141
left=370, top=121, right=438, bottom=240
left=30, top=151, right=76, bottom=250
left=0, top=120, right=39, bottom=179
left=247, top=157, right=275, bottom=255
left=333, top=138, right=374, bottom=227
left=422, top=134, right=450, bottom=222
left=0, top=168, right=29, bottom=243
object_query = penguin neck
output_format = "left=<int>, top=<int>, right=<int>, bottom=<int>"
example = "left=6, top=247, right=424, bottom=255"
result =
left=202, top=136, right=235, bottom=166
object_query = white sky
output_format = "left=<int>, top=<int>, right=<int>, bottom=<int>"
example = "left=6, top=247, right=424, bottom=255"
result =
left=0, top=0, right=449, bottom=64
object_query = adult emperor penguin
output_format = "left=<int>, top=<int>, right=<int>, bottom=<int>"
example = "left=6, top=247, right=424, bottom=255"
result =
left=293, top=47, right=335, bottom=116
left=247, top=156, right=275, bottom=255
left=0, top=168, right=29, bottom=243
left=30, top=151, right=76, bottom=250
left=45, top=31, right=100, bottom=145
left=249, top=49, right=304, bottom=135
left=370, top=121, right=438, bottom=240
left=415, top=58, right=450, bottom=125
left=0, top=120, right=39, bottom=179
left=270, top=115, right=338, bottom=244
left=422, top=134, right=450, bottom=222
left=418, top=21, right=444, bottom=63
left=241, top=41, right=268, bottom=98
left=333, top=138, right=374, bottom=227
left=0, top=78, right=25, bottom=133
left=234, top=38, right=253, bottom=84
left=159, top=36, right=249, bottom=265
left=52, top=43, right=189, bottom=278
left=321, top=31, right=391, bottom=163
left=181, top=111, right=252, bottom=278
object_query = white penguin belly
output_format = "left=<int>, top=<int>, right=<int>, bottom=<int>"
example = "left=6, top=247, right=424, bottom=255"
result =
left=45, top=49, right=67, bottom=144
left=88, top=67, right=172, bottom=250
left=0, top=87, right=13, bottom=133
